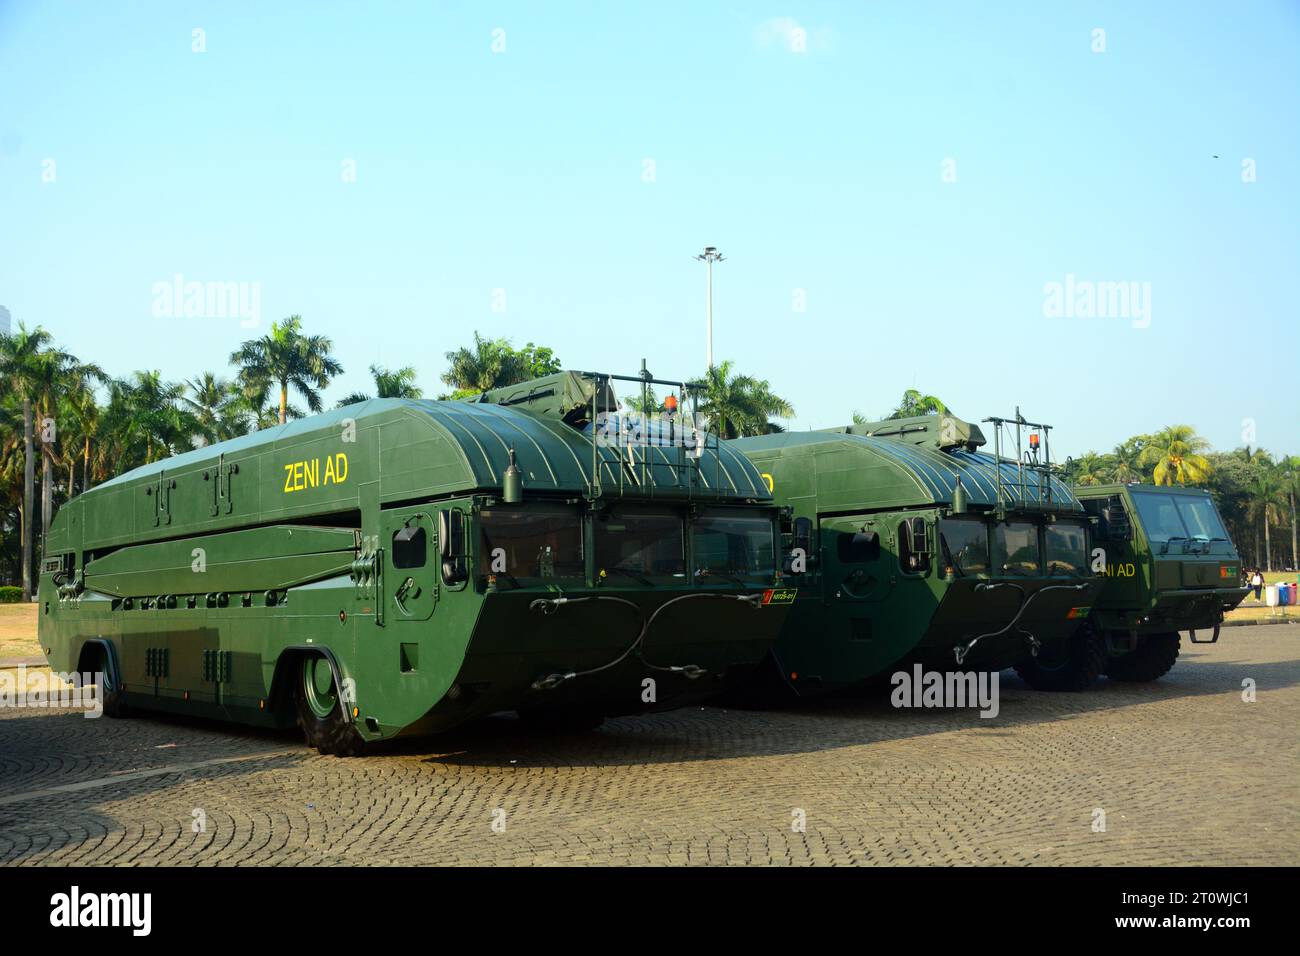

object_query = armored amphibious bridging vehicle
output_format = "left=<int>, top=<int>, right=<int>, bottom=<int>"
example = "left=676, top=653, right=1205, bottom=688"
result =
left=731, top=411, right=1104, bottom=697
left=39, top=369, right=790, bottom=754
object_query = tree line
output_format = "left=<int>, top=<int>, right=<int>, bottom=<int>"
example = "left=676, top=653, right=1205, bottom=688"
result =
left=3, top=317, right=1295, bottom=598
left=0, top=319, right=795, bottom=597
left=1066, top=432, right=1297, bottom=574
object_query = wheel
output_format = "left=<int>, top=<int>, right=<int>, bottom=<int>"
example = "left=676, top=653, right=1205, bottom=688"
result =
left=92, top=644, right=128, bottom=718
left=516, top=707, right=606, bottom=733
left=1014, top=624, right=1105, bottom=691
left=1105, top=632, right=1180, bottom=682
left=293, top=656, right=365, bottom=756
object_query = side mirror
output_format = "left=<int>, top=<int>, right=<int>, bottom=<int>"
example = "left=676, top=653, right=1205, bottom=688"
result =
left=438, top=511, right=452, bottom=558
left=910, top=516, right=931, bottom=555
left=439, top=509, right=468, bottom=585
left=786, top=516, right=815, bottom=573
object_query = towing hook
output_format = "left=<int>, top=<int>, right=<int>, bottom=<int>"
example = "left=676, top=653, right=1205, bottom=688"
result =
left=529, top=598, right=567, bottom=615
left=953, top=644, right=969, bottom=666
left=531, top=671, right=576, bottom=691
left=664, top=663, right=708, bottom=680
left=1026, top=634, right=1042, bottom=657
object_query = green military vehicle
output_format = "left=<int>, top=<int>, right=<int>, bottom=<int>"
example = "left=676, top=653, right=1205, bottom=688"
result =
left=38, top=368, right=790, bottom=754
left=1072, top=482, right=1248, bottom=681
left=730, top=410, right=1105, bottom=697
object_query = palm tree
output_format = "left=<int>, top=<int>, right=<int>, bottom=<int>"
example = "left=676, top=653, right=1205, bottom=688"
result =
left=1139, top=425, right=1212, bottom=486
left=337, top=364, right=423, bottom=406
left=1247, top=467, right=1287, bottom=571
left=440, top=333, right=530, bottom=399
left=62, top=383, right=100, bottom=494
left=1067, top=451, right=1110, bottom=486
left=30, top=347, right=89, bottom=537
left=697, top=360, right=794, bottom=438
left=183, top=372, right=250, bottom=445
left=1111, top=436, right=1148, bottom=483
left=1284, top=455, right=1300, bottom=572
left=620, top=387, right=665, bottom=417
left=888, top=389, right=949, bottom=419
left=0, top=323, right=59, bottom=599
left=0, top=396, right=26, bottom=587
left=103, top=371, right=198, bottom=466
left=230, top=316, right=343, bottom=424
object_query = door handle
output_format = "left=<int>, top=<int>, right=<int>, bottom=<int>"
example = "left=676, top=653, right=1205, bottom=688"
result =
left=394, top=576, right=420, bottom=614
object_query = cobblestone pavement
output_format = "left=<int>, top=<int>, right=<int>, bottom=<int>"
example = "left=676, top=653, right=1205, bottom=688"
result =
left=2, top=627, right=1296, bottom=866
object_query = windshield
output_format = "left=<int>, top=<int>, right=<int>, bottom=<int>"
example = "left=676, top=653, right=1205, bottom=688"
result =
left=1173, top=494, right=1229, bottom=541
left=1130, top=492, right=1189, bottom=544
left=993, top=521, right=1041, bottom=576
left=1045, top=521, right=1088, bottom=575
left=693, top=511, right=775, bottom=580
left=939, top=518, right=990, bottom=576
left=594, top=511, right=685, bottom=581
left=479, top=508, right=584, bottom=582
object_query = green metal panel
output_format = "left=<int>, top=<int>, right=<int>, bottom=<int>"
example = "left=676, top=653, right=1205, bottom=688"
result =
left=82, top=525, right=358, bottom=597
left=55, top=396, right=769, bottom=557
left=734, top=431, right=1082, bottom=514
left=821, top=413, right=987, bottom=451
left=39, top=373, right=788, bottom=744
left=731, top=419, right=1101, bottom=695
left=1075, top=482, right=1248, bottom=635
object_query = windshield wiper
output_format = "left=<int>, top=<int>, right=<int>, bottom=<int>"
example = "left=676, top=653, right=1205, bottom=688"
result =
left=942, top=539, right=966, bottom=578
left=698, top=569, right=749, bottom=587
left=1159, top=536, right=1188, bottom=555
left=601, top=566, right=654, bottom=587
left=1000, top=564, right=1033, bottom=577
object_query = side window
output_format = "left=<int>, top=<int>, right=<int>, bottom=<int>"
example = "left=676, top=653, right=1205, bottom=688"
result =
left=440, top=509, right=469, bottom=586
left=837, top=530, right=880, bottom=563
left=1087, top=494, right=1132, bottom=541
left=1082, top=497, right=1107, bottom=537
left=787, top=516, right=813, bottom=573
left=392, top=523, right=427, bottom=569
left=898, top=517, right=931, bottom=574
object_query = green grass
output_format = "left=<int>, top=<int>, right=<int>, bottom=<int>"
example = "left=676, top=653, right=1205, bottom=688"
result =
left=1261, top=571, right=1298, bottom=585
left=0, top=603, right=40, bottom=660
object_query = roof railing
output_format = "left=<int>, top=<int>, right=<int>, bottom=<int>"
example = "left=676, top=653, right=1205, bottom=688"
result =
left=981, top=407, right=1065, bottom=516
left=583, top=360, right=719, bottom=503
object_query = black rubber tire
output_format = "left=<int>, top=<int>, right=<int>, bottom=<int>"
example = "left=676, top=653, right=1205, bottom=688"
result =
left=1014, top=624, right=1105, bottom=691
left=293, top=657, right=365, bottom=757
left=1105, top=632, right=1180, bottom=682
left=87, top=644, right=128, bottom=718
left=516, top=708, right=606, bottom=733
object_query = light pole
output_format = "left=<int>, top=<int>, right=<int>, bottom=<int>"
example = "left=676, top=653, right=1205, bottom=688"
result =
left=694, top=246, right=724, bottom=369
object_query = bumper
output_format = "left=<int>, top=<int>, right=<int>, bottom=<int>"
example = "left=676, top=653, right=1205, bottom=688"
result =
left=421, top=587, right=790, bottom=729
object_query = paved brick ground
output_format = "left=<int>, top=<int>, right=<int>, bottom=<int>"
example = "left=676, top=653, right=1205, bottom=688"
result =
left=1, top=626, right=1296, bottom=866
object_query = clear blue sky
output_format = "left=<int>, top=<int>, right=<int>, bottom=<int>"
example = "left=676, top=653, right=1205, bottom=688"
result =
left=2, top=1, right=1296, bottom=460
